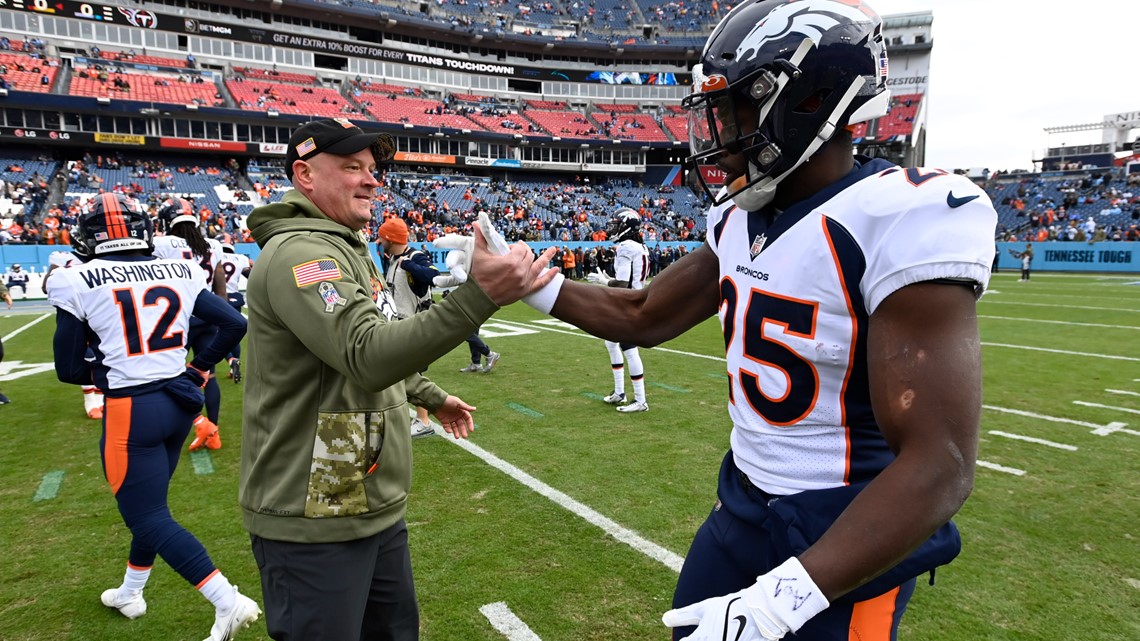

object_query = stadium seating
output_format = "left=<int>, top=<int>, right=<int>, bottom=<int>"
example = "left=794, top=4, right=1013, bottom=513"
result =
left=523, top=110, right=610, bottom=139
left=235, top=66, right=316, bottom=85
left=0, top=52, right=59, bottom=93
left=70, top=71, right=219, bottom=105
left=227, top=79, right=357, bottom=118
left=95, top=50, right=188, bottom=69
left=662, top=114, right=688, bottom=142
left=363, top=95, right=489, bottom=131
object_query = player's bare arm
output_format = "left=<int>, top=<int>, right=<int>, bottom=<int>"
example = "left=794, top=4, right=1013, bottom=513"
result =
left=799, top=281, right=981, bottom=600
left=549, top=242, right=720, bottom=347
left=212, top=263, right=227, bottom=297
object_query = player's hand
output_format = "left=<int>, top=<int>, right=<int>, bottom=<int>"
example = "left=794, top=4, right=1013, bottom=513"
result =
left=431, top=395, right=475, bottom=440
left=662, top=558, right=828, bottom=641
left=184, top=365, right=209, bottom=389
left=586, top=269, right=609, bottom=285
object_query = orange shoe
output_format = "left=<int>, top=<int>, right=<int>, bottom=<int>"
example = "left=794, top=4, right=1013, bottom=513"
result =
left=188, top=416, right=219, bottom=452
left=206, top=429, right=222, bottom=450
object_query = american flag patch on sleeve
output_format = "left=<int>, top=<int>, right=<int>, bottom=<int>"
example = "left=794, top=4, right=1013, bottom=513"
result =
left=292, top=259, right=342, bottom=287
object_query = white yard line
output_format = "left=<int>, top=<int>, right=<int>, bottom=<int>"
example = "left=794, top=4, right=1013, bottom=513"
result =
left=441, top=433, right=685, bottom=573
left=979, top=315, right=1140, bottom=331
left=1072, top=400, right=1140, bottom=416
left=480, top=602, right=544, bottom=641
left=982, top=404, right=1131, bottom=436
left=980, top=300, right=1140, bottom=313
left=1, top=313, right=51, bottom=342
left=988, top=431, right=1077, bottom=451
left=981, top=342, right=1140, bottom=362
left=976, top=460, right=1026, bottom=476
left=1106, top=389, right=1140, bottom=398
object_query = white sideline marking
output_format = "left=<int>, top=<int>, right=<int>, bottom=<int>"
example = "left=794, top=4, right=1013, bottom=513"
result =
left=480, top=602, right=544, bottom=641
left=988, top=431, right=1077, bottom=451
left=979, top=315, right=1140, bottom=331
left=478, top=321, right=540, bottom=339
left=983, top=404, right=1131, bottom=436
left=497, top=319, right=725, bottom=363
left=1, top=313, right=50, bottom=342
left=1125, top=578, right=1140, bottom=590
left=980, top=300, right=1140, bottom=313
left=976, top=460, right=1026, bottom=476
left=982, top=342, right=1140, bottom=362
left=1073, top=401, right=1140, bottom=416
left=442, top=432, right=685, bottom=573
left=1106, top=389, right=1140, bottom=398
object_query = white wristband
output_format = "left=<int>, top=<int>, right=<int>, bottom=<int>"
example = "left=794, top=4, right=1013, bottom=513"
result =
left=746, top=557, right=830, bottom=637
left=521, top=270, right=565, bottom=315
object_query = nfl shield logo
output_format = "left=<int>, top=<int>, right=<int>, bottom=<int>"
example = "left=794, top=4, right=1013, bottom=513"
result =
left=749, top=233, right=767, bottom=259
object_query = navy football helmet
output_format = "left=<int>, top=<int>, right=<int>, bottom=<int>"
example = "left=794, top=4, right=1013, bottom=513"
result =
left=157, top=197, right=197, bottom=232
left=74, top=193, right=154, bottom=257
left=606, top=207, right=642, bottom=243
left=683, top=0, right=890, bottom=211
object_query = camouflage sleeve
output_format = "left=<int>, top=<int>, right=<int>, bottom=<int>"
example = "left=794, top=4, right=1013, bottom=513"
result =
left=264, top=233, right=499, bottom=394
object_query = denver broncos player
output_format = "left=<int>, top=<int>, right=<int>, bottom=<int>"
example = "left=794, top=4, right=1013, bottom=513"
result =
left=219, top=242, right=253, bottom=382
left=588, top=208, right=651, bottom=412
left=153, top=198, right=229, bottom=450
left=490, top=1, right=997, bottom=638
left=45, top=193, right=260, bottom=641
left=43, top=247, right=105, bottom=419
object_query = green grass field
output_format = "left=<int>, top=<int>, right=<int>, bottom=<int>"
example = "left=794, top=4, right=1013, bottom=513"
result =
left=1, top=270, right=1138, bottom=641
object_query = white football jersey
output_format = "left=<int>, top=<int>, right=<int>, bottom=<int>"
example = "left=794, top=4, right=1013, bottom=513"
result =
left=46, top=257, right=208, bottom=390
left=48, top=250, right=80, bottom=269
left=613, top=239, right=649, bottom=290
left=153, top=235, right=224, bottom=287
left=708, top=161, right=996, bottom=495
left=221, top=252, right=252, bottom=294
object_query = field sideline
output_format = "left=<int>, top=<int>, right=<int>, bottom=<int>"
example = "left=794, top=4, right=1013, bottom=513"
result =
left=1, top=270, right=1138, bottom=641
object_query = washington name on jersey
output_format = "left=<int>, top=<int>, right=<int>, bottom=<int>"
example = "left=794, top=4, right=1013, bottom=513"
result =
left=707, top=159, right=996, bottom=495
left=46, top=257, right=208, bottom=390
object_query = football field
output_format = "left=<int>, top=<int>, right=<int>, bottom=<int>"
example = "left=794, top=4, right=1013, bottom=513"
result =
left=1, top=270, right=1138, bottom=641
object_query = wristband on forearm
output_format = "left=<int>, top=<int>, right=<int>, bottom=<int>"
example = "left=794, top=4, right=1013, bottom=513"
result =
left=746, top=557, right=830, bottom=638
left=521, top=270, right=565, bottom=315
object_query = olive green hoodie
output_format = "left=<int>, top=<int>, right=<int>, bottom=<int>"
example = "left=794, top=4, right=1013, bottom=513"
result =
left=240, top=190, right=498, bottom=542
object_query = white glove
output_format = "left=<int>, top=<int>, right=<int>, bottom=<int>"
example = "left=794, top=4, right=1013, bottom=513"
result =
left=662, top=558, right=829, bottom=641
left=586, top=268, right=609, bottom=285
left=431, top=212, right=510, bottom=281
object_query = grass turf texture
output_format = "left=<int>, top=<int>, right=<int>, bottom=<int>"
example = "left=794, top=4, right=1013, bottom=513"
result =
left=0, top=270, right=1137, bottom=640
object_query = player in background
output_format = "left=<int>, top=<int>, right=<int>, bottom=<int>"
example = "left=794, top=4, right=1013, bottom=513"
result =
left=45, top=192, right=260, bottom=640
left=5, top=263, right=30, bottom=300
left=1009, top=242, right=1033, bottom=281
left=0, top=279, right=11, bottom=404
left=153, top=197, right=229, bottom=451
left=587, top=208, right=651, bottom=412
left=42, top=247, right=105, bottom=419
left=219, top=243, right=253, bottom=382
left=444, top=1, right=998, bottom=638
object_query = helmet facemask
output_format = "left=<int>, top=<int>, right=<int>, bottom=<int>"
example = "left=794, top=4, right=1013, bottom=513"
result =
left=683, top=0, right=891, bottom=212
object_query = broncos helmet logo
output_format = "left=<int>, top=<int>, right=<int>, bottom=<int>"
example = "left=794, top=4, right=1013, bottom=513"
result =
left=735, top=0, right=873, bottom=63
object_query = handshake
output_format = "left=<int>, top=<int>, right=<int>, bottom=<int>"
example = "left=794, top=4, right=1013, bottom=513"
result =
left=431, top=213, right=565, bottom=313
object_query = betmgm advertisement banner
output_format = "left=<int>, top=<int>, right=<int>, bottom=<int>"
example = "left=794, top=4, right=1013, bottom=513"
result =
left=996, top=242, right=1139, bottom=273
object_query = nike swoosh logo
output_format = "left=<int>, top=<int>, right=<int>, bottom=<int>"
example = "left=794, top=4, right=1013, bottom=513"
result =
left=947, top=192, right=980, bottom=208
left=729, top=615, right=747, bottom=641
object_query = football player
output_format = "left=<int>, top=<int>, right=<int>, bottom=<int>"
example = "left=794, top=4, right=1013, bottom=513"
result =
left=588, top=208, right=651, bottom=412
left=4, top=263, right=30, bottom=299
left=0, top=279, right=11, bottom=404
left=457, top=1, right=998, bottom=638
left=219, top=243, right=253, bottom=382
left=153, top=198, right=229, bottom=450
left=45, top=193, right=260, bottom=640
left=43, top=247, right=104, bottom=419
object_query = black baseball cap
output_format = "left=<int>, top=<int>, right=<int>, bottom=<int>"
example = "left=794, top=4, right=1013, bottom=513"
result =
left=285, top=118, right=395, bottom=181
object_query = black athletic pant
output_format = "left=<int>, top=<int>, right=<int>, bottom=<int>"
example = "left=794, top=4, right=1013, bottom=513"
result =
left=466, top=331, right=490, bottom=364
left=252, top=520, right=418, bottom=641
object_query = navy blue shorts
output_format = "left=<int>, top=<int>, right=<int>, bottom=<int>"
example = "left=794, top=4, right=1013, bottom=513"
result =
left=670, top=452, right=961, bottom=641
